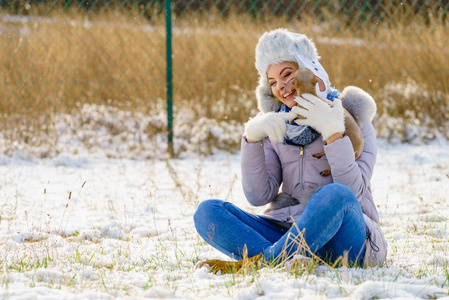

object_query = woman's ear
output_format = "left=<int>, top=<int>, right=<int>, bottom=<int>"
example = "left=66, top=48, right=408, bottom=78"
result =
left=315, top=76, right=325, bottom=92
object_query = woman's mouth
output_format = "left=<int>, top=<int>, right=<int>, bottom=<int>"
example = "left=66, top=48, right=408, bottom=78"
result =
left=283, top=90, right=295, bottom=99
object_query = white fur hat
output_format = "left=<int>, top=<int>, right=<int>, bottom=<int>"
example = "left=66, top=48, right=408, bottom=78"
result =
left=255, top=28, right=331, bottom=113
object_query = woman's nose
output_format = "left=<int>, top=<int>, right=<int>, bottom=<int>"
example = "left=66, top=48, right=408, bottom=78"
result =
left=277, top=80, right=286, bottom=92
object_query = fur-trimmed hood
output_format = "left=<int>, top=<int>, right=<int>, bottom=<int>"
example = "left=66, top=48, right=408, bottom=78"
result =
left=255, top=28, right=331, bottom=113
left=340, top=86, right=377, bottom=124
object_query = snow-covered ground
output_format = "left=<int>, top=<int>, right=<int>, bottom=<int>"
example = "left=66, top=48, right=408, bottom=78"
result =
left=1, top=136, right=449, bottom=299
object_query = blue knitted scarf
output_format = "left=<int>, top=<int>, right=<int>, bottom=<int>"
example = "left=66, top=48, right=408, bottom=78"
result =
left=280, top=88, right=341, bottom=146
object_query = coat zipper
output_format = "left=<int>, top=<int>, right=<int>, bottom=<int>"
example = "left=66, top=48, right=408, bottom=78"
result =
left=299, top=145, right=305, bottom=193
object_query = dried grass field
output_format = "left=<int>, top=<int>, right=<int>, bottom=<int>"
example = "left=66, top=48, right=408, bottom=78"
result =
left=1, top=8, right=448, bottom=157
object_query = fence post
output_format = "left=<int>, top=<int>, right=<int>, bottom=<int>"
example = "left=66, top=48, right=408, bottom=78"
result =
left=165, top=0, right=174, bottom=157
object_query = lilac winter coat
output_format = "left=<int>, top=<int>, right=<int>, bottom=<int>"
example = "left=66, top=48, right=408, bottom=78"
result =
left=240, top=120, right=387, bottom=267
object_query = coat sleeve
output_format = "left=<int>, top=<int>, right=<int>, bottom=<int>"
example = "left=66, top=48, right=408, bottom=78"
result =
left=240, top=137, right=282, bottom=206
left=323, top=121, right=377, bottom=200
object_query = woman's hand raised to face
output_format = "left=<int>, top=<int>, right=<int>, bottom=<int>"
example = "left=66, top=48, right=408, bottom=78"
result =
left=244, top=112, right=297, bottom=143
left=291, top=93, right=345, bottom=143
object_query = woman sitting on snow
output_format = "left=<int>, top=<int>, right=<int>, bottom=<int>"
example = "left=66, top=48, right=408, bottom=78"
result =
left=194, top=28, right=387, bottom=273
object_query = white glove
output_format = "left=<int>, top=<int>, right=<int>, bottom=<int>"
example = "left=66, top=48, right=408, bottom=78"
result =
left=291, top=93, right=345, bottom=141
left=244, top=112, right=297, bottom=143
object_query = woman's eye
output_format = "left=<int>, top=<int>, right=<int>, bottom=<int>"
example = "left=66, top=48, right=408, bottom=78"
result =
left=284, top=72, right=291, bottom=78
left=269, top=81, right=275, bottom=86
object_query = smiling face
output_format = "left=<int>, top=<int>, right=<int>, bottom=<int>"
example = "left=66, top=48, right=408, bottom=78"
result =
left=267, top=61, right=299, bottom=109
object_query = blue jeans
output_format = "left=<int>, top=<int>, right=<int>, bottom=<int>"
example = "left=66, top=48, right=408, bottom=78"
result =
left=194, top=183, right=366, bottom=266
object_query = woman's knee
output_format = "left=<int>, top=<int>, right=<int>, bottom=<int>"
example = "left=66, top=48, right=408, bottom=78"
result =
left=319, top=183, right=354, bottom=197
left=313, top=183, right=358, bottom=208
left=193, top=199, right=223, bottom=228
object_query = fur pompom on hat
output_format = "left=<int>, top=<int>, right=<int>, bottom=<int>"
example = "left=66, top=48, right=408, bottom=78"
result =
left=255, top=28, right=331, bottom=113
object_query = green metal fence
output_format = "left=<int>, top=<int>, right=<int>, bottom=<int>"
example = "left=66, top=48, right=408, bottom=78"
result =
left=1, top=0, right=448, bottom=157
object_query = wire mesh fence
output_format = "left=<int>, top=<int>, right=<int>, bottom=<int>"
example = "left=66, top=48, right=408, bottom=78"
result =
left=1, top=0, right=448, bottom=157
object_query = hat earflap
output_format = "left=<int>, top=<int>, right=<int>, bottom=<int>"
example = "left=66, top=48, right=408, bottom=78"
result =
left=256, top=77, right=283, bottom=113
